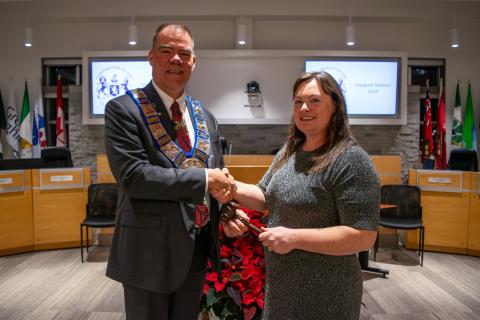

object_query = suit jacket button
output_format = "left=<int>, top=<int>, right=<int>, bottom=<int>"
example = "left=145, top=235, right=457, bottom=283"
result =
left=188, top=225, right=195, bottom=234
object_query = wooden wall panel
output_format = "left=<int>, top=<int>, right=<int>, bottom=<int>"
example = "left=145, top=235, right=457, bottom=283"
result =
left=371, top=155, right=402, bottom=186
left=96, top=154, right=116, bottom=183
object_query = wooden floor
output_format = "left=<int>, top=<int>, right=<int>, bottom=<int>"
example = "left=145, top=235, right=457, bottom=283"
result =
left=0, top=246, right=479, bottom=320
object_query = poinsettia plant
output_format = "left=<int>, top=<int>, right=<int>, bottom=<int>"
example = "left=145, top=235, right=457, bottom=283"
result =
left=201, top=208, right=266, bottom=320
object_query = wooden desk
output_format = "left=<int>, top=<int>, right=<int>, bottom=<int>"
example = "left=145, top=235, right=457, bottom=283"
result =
left=468, top=173, right=480, bottom=256
left=407, top=169, right=470, bottom=254
left=0, top=168, right=90, bottom=256
left=32, top=167, right=90, bottom=250
left=0, top=170, right=34, bottom=255
left=226, top=155, right=274, bottom=184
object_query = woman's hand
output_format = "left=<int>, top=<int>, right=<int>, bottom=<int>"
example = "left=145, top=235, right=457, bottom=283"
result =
left=258, top=226, right=297, bottom=254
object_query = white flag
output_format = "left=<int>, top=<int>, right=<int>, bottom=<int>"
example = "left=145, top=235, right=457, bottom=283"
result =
left=6, top=82, right=20, bottom=159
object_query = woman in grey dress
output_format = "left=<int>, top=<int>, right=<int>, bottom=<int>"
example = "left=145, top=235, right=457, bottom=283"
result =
left=222, top=71, right=380, bottom=319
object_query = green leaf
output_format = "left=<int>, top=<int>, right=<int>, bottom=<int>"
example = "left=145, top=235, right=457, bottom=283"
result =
left=206, top=288, right=218, bottom=307
left=229, top=273, right=242, bottom=282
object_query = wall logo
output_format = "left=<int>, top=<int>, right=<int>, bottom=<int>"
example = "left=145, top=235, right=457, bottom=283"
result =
left=320, top=67, right=347, bottom=96
left=95, top=66, right=132, bottom=105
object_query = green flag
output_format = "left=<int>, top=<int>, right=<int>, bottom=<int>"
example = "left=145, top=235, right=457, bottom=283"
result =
left=450, top=81, right=463, bottom=149
left=19, top=81, right=33, bottom=158
left=462, top=82, right=477, bottom=151
left=0, top=90, right=6, bottom=159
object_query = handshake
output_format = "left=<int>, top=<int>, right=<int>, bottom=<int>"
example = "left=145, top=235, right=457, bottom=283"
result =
left=207, top=168, right=237, bottom=204
left=206, top=168, right=252, bottom=237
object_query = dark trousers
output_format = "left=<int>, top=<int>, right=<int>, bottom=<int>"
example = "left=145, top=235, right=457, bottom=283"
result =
left=123, top=227, right=209, bottom=320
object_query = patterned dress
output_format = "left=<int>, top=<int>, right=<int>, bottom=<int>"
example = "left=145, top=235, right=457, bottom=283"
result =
left=258, top=145, right=380, bottom=320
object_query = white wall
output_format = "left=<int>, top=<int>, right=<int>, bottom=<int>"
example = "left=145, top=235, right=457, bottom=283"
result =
left=1, top=0, right=480, bottom=155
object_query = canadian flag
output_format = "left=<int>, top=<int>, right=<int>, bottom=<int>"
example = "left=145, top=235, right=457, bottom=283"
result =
left=56, top=76, right=66, bottom=147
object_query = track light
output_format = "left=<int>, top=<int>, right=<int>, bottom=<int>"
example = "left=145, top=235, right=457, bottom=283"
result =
left=450, top=5, right=460, bottom=49
left=450, top=28, right=459, bottom=48
left=128, top=24, right=138, bottom=46
left=346, top=9, right=355, bottom=47
left=24, top=27, right=32, bottom=47
left=236, top=21, right=246, bottom=45
left=346, top=24, right=355, bottom=46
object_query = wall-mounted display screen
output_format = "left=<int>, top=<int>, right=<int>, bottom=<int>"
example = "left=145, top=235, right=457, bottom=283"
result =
left=83, top=50, right=407, bottom=125
left=305, top=58, right=401, bottom=118
left=88, top=57, right=151, bottom=116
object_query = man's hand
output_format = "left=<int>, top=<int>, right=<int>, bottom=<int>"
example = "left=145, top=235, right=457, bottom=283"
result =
left=207, top=168, right=230, bottom=190
left=208, top=168, right=236, bottom=204
left=221, top=209, right=250, bottom=237
left=222, top=168, right=236, bottom=195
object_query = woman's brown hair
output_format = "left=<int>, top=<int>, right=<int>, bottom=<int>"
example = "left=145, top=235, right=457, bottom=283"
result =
left=271, top=71, right=357, bottom=174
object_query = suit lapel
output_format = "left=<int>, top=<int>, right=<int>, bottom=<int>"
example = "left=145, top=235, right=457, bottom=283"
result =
left=142, top=81, right=176, bottom=140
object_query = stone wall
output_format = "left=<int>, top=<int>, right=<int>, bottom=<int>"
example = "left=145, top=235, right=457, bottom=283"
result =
left=68, top=86, right=421, bottom=183
left=68, top=86, right=106, bottom=182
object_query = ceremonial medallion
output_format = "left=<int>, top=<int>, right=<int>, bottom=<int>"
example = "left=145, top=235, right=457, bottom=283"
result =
left=179, top=157, right=205, bottom=169
left=128, top=89, right=212, bottom=170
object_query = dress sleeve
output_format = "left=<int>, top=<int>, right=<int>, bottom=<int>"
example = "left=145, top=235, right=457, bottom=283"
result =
left=328, top=146, right=380, bottom=231
left=257, top=145, right=286, bottom=194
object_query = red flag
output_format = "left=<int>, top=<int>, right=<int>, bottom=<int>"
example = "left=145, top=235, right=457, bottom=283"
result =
left=55, top=76, right=66, bottom=147
left=423, top=85, right=433, bottom=160
left=435, top=81, right=446, bottom=169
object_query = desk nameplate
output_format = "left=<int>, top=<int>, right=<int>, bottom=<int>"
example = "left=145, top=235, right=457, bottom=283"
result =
left=37, top=168, right=83, bottom=190
left=0, top=170, right=25, bottom=193
left=416, top=170, right=463, bottom=193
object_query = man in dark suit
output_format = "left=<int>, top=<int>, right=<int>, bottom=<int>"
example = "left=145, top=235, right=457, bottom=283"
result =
left=104, top=23, right=248, bottom=320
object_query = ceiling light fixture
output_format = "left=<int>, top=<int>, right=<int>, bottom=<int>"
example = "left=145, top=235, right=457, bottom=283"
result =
left=450, top=28, right=459, bottom=48
left=450, top=6, right=460, bottom=48
left=346, top=11, right=355, bottom=46
left=128, top=16, right=137, bottom=46
left=24, top=8, right=32, bottom=48
left=236, top=16, right=246, bottom=46
left=24, top=27, right=33, bottom=47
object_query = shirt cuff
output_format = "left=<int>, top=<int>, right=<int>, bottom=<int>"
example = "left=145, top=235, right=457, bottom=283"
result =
left=204, top=168, right=208, bottom=193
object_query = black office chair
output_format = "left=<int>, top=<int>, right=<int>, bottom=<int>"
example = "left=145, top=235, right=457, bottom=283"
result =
left=80, top=183, right=118, bottom=263
left=374, top=184, right=424, bottom=266
left=41, top=147, right=74, bottom=168
left=422, top=158, right=435, bottom=170
left=447, top=148, right=478, bottom=172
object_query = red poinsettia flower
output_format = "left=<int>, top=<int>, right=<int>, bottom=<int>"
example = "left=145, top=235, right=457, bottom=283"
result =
left=200, top=208, right=266, bottom=319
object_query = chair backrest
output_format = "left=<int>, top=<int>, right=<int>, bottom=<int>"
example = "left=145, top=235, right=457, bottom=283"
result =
left=381, top=184, right=421, bottom=219
left=219, top=136, right=229, bottom=155
left=87, top=183, right=118, bottom=217
left=41, top=147, right=74, bottom=168
left=447, top=148, right=478, bottom=172
left=423, top=158, right=435, bottom=170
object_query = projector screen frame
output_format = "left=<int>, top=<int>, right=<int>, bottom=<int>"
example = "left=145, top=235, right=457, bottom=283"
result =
left=305, top=56, right=402, bottom=120
left=82, top=50, right=149, bottom=125
left=82, top=50, right=407, bottom=125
